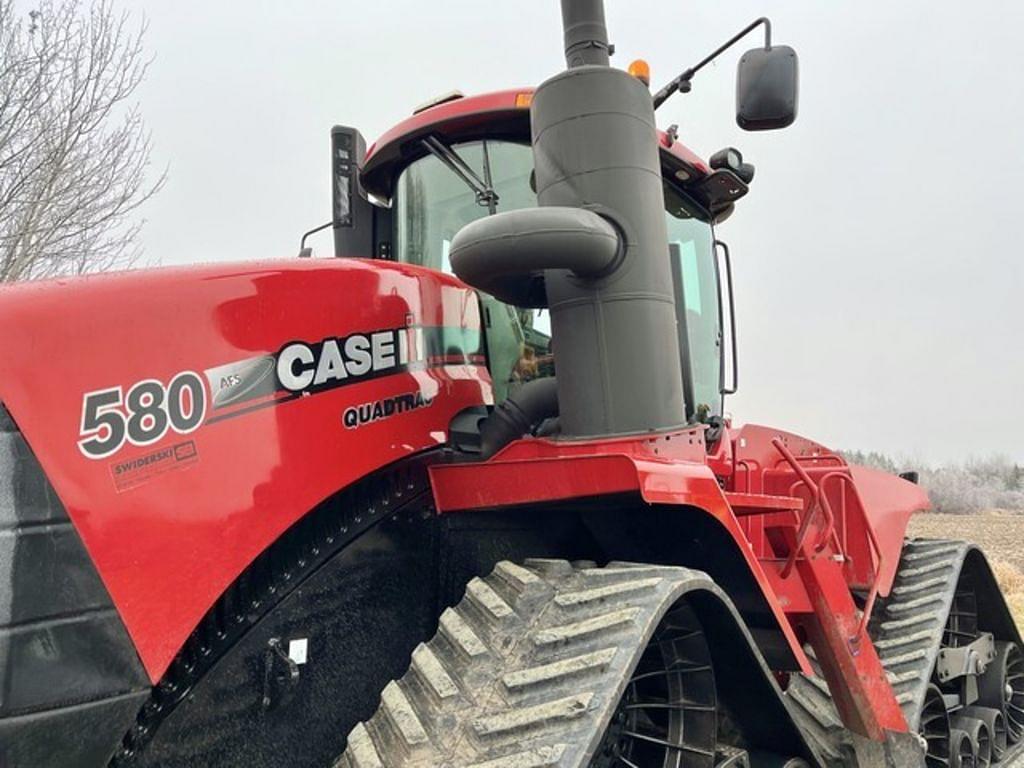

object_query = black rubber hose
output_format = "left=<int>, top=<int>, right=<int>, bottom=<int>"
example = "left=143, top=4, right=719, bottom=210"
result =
left=449, top=207, right=621, bottom=307
left=479, top=377, right=559, bottom=459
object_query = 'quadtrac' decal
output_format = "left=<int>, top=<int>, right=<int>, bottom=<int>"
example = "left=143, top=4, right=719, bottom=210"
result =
left=343, top=391, right=434, bottom=429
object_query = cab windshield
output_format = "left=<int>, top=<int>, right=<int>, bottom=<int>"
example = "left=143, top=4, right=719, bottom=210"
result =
left=393, top=139, right=722, bottom=419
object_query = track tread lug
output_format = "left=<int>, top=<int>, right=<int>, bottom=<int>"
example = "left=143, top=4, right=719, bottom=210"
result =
left=440, top=606, right=490, bottom=659
left=380, top=680, right=430, bottom=749
left=342, top=723, right=385, bottom=768
left=553, top=577, right=661, bottom=608
left=466, top=744, right=568, bottom=768
left=337, top=559, right=730, bottom=767
left=502, top=648, right=618, bottom=691
left=472, top=692, right=595, bottom=737
left=411, top=643, right=459, bottom=701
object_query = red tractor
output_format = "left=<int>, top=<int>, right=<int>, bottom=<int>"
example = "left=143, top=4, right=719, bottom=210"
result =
left=1, top=2, right=1020, bottom=767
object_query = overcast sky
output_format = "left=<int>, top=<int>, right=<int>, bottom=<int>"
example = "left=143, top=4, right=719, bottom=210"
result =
left=113, top=0, right=1022, bottom=465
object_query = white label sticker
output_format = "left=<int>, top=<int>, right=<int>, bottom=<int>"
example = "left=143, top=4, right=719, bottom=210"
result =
left=288, top=638, right=308, bottom=665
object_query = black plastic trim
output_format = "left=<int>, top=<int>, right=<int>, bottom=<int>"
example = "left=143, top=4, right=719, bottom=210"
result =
left=0, top=403, right=149, bottom=767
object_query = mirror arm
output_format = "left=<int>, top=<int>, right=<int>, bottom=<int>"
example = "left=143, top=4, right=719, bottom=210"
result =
left=653, top=17, right=772, bottom=110
left=298, top=221, right=333, bottom=258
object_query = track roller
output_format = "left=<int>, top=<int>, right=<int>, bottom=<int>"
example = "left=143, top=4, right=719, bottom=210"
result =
left=978, top=641, right=1024, bottom=744
left=960, top=708, right=1007, bottom=762
left=949, top=716, right=991, bottom=768
left=950, top=729, right=975, bottom=768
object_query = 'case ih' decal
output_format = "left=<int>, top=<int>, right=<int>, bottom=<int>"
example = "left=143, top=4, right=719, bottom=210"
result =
left=276, top=326, right=424, bottom=395
left=77, top=325, right=485, bottom=459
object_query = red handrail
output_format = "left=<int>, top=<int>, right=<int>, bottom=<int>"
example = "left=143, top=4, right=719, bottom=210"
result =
left=773, top=438, right=839, bottom=578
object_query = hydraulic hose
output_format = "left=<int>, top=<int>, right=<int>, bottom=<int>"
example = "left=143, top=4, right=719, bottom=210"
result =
left=449, top=207, right=621, bottom=308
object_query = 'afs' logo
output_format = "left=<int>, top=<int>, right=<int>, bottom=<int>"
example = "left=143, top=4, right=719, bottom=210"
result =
left=203, top=357, right=277, bottom=409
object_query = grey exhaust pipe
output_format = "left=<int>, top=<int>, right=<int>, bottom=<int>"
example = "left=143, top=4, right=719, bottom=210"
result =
left=453, top=0, right=686, bottom=440
left=450, top=207, right=620, bottom=307
left=561, top=0, right=612, bottom=67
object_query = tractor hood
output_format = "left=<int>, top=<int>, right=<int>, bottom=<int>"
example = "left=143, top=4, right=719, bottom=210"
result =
left=0, top=259, right=489, bottom=680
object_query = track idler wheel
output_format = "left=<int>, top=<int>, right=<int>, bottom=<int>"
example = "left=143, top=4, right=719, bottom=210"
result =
left=949, top=715, right=991, bottom=768
left=920, top=684, right=952, bottom=768
left=978, top=641, right=1024, bottom=744
left=950, top=729, right=976, bottom=768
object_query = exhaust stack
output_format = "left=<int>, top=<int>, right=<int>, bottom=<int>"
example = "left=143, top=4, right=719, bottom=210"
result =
left=534, top=0, right=685, bottom=437
left=561, top=0, right=612, bottom=67
left=452, top=0, right=685, bottom=438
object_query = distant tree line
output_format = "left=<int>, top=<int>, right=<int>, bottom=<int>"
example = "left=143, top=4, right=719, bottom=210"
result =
left=842, top=450, right=1024, bottom=514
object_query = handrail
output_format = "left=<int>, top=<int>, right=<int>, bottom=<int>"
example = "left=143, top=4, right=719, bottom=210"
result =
left=789, top=454, right=845, bottom=467
left=735, top=458, right=755, bottom=493
left=787, top=479, right=841, bottom=554
left=772, top=438, right=837, bottom=577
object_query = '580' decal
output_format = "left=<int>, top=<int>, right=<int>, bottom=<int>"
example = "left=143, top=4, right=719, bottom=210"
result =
left=78, top=372, right=207, bottom=459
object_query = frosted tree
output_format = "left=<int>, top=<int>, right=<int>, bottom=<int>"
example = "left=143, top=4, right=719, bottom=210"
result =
left=0, top=0, right=163, bottom=281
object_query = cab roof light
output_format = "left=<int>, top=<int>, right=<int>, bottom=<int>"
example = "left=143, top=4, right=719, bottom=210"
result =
left=628, top=59, right=651, bottom=87
left=412, top=90, right=465, bottom=115
left=515, top=92, right=533, bottom=108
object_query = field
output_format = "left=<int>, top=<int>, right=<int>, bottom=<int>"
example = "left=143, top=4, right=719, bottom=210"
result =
left=909, top=510, right=1024, bottom=629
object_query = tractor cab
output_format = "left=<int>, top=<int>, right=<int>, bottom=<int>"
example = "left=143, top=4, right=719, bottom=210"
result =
left=333, top=90, right=738, bottom=422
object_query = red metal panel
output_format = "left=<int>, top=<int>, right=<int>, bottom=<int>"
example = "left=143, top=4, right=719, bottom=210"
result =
left=794, top=549, right=909, bottom=738
left=431, top=421, right=916, bottom=740
left=0, top=259, right=490, bottom=681
left=365, top=90, right=528, bottom=167
left=429, top=428, right=812, bottom=675
left=361, top=88, right=709, bottom=198
left=848, top=464, right=930, bottom=596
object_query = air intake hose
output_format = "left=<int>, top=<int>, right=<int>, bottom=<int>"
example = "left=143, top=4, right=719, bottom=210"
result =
left=449, top=207, right=620, bottom=307
left=479, top=377, right=559, bottom=459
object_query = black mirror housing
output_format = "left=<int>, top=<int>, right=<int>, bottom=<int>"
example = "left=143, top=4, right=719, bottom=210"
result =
left=331, top=125, right=375, bottom=256
left=736, top=45, right=799, bottom=131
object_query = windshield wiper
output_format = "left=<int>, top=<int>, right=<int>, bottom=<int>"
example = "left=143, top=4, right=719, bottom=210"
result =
left=421, top=136, right=499, bottom=215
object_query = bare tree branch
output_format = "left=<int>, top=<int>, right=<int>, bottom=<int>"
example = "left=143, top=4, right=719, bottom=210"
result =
left=0, top=0, right=165, bottom=282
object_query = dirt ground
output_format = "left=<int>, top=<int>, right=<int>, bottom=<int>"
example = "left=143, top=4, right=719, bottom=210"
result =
left=909, top=510, right=1024, bottom=629
left=909, top=510, right=1024, bottom=569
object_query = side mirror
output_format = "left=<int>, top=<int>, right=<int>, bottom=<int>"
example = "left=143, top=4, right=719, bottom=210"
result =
left=736, top=45, right=798, bottom=130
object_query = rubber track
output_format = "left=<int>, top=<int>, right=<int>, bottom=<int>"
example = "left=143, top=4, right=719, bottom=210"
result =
left=785, top=538, right=1024, bottom=767
left=334, top=560, right=721, bottom=768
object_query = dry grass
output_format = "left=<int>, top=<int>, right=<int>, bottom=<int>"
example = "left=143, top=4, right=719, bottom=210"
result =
left=909, top=511, right=1024, bottom=630
left=994, top=560, right=1024, bottom=630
